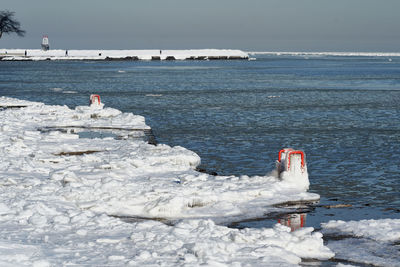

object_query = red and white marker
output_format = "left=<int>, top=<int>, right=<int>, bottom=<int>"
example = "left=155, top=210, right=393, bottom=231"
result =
left=90, top=94, right=101, bottom=106
left=276, top=148, right=306, bottom=176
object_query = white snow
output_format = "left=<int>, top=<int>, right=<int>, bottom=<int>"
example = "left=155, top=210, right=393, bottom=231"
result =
left=322, top=219, right=400, bottom=266
left=0, top=96, right=332, bottom=265
left=0, top=49, right=249, bottom=61
left=248, top=51, right=400, bottom=57
left=322, top=219, right=400, bottom=242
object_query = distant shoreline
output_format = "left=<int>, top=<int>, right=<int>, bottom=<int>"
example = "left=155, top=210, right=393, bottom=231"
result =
left=0, top=49, right=249, bottom=61
left=249, top=51, right=400, bottom=57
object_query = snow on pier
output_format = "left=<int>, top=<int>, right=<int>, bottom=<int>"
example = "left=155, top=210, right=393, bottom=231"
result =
left=0, top=96, right=334, bottom=265
left=0, top=49, right=249, bottom=61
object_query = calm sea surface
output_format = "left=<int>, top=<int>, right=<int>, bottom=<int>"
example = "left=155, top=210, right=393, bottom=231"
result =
left=1, top=54, right=399, bottom=228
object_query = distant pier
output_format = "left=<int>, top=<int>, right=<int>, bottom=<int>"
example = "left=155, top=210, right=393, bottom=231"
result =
left=0, top=49, right=249, bottom=61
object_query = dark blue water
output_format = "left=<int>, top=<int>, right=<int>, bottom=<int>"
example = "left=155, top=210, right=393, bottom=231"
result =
left=1, top=55, right=399, bottom=228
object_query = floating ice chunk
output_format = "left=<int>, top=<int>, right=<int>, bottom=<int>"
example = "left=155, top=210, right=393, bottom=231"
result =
left=322, top=219, right=400, bottom=242
left=322, top=219, right=400, bottom=266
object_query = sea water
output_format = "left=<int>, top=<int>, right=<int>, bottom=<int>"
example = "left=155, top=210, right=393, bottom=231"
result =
left=0, top=54, right=399, bottom=229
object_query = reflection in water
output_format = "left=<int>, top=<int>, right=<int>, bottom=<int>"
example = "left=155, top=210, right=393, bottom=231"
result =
left=278, top=213, right=307, bottom=232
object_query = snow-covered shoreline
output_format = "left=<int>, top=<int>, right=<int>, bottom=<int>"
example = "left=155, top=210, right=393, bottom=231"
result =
left=0, top=96, right=320, bottom=222
left=1, top=96, right=399, bottom=265
left=0, top=49, right=249, bottom=61
left=0, top=96, right=334, bottom=265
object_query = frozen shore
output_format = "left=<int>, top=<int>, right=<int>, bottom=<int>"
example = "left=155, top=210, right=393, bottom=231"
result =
left=0, top=96, right=335, bottom=265
left=0, top=49, right=249, bottom=61
left=322, top=219, right=400, bottom=266
left=1, top=96, right=399, bottom=266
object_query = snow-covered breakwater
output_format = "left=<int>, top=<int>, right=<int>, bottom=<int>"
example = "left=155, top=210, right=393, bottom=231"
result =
left=0, top=49, right=249, bottom=61
left=0, top=97, right=334, bottom=265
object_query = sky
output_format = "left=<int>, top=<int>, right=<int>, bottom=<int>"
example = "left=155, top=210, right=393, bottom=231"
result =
left=1, top=0, right=400, bottom=52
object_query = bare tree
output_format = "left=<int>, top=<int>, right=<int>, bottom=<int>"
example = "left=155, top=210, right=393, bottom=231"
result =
left=0, top=11, right=25, bottom=39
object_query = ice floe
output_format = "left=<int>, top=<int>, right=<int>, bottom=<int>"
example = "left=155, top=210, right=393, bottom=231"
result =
left=322, top=219, right=400, bottom=266
left=0, top=96, right=333, bottom=265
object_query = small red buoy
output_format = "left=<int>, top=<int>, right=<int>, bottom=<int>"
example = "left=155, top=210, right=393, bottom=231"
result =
left=277, top=148, right=306, bottom=175
left=90, top=94, right=101, bottom=106
left=278, top=148, right=294, bottom=162
left=286, top=151, right=305, bottom=171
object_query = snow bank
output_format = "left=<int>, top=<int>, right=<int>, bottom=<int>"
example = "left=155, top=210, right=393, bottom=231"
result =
left=0, top=49, right=249, bottom=61
left=0, top=97, right=331, bottom=265
left=0, top=216, right=332, bottom=266
left=0, top=96, right=319, bottom=221
left=322, top=219, right=400, bottom=266
left=0, top=97, right=42, bottom=107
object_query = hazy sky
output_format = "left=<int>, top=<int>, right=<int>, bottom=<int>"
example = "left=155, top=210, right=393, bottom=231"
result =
left=1, top=0, right=400, bottom=51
